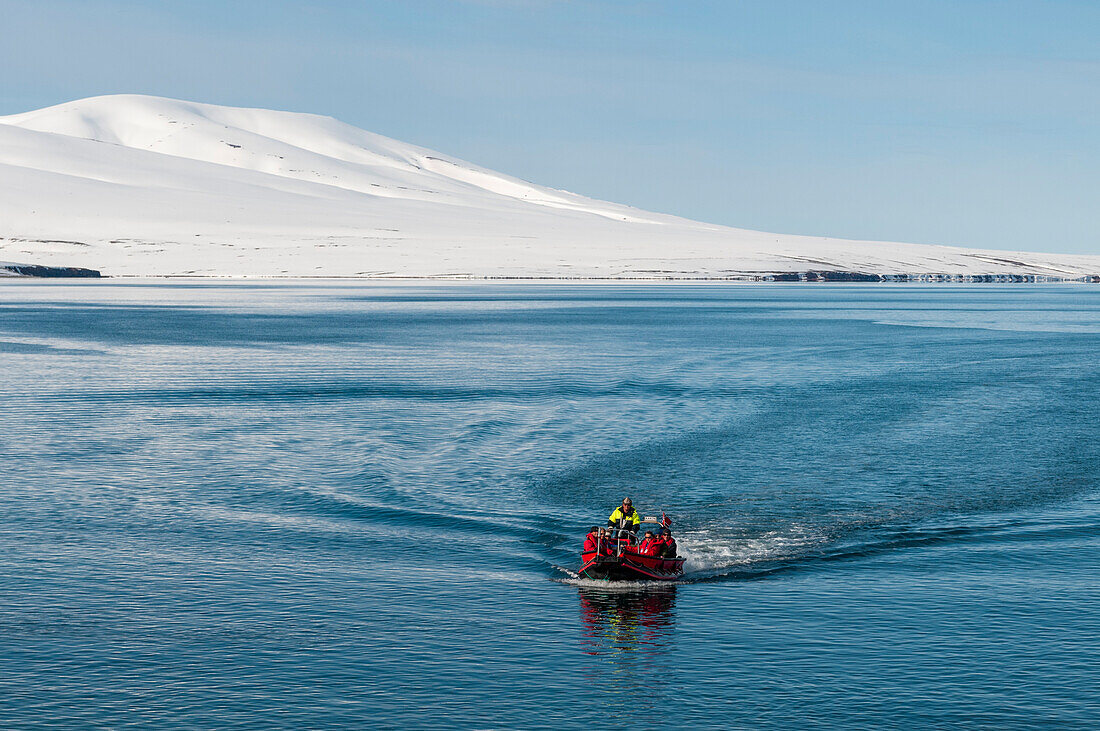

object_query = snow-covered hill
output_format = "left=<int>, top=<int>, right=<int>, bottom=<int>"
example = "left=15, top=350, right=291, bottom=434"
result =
left=1, top=94, right=1097, bottom=279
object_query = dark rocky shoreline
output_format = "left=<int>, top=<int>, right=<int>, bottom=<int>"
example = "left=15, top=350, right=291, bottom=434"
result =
left=1, top=264, right=102, bottom=278
left=763, top=271, right=1100, bottom=283
left=475, top=271, right=1100, bottom=283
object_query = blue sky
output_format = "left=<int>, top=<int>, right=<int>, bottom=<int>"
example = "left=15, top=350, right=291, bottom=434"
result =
left=3, top=0, right=1098, bottom=254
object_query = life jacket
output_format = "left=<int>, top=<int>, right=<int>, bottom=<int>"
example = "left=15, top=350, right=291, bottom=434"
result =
left=583, top=534, right=598, bottom=553
left=627, top=536, right=655, bottom=556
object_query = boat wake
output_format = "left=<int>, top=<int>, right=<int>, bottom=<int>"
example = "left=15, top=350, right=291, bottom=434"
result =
left=676, top=524, right=827, bottom=581
left=550, top=523, right=828, bottom=586
left=555, top=575, right=684, bottom=591
left=553, top=511, right=1093, bottom=586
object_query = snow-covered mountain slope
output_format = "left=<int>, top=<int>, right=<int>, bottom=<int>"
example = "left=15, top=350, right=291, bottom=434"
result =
left=1, top=94, right=1097, bottom=279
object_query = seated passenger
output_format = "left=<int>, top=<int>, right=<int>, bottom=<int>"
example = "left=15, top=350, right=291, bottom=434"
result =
left=635, top=530, right=660, bottom=556
left=582, top=526, right=601, bottom=554
left=597, top=527, right=614, bottom=555
left=657, top=527, right=677, bottom=558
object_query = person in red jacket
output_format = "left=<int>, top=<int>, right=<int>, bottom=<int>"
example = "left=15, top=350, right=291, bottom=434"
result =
left=656, top=527, right=677, bottom=558
left=597, top=528, right=614, bottom=554
left=582, top=526, right=601, bottom=554
left=635, top=531, right=660, bottom=556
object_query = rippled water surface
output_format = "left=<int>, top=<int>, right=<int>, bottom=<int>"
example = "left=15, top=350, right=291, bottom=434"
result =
left=2, top=281, right=1100, bottom=728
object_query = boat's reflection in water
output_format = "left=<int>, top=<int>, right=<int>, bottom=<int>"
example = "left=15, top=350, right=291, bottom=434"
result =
left=577, top=586, right=678, bottom=706
left=578, top=585, right=677, bottom=658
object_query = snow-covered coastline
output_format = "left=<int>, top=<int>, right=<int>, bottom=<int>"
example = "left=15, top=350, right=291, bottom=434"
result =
left=2, top=94, right=1098, bottom=280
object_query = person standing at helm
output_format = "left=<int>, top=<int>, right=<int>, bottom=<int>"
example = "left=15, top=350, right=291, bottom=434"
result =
left=608, top=497, right=641, bottom=544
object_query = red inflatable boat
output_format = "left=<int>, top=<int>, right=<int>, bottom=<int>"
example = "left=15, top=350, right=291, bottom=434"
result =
left=578, top=518, right=685, bottom=581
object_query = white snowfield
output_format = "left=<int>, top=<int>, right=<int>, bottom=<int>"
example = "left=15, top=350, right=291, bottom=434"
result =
left=0, top=94, right=1097, bottom=279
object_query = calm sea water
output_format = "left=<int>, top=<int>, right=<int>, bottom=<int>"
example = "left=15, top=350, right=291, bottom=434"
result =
left=2, top=281, right=1099, bottom=728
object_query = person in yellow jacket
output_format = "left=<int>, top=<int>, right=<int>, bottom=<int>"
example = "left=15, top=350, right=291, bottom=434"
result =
left=608, top=497, right=641, bottom=544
